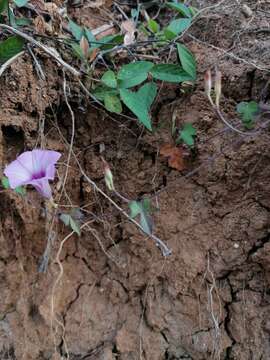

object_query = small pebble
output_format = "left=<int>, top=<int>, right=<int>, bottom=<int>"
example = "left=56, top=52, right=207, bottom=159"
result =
left=241, top=4, right=253, bottom=18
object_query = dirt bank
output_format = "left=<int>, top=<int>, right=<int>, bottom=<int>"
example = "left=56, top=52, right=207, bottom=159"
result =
left=1, top=1, right=270, bottom=359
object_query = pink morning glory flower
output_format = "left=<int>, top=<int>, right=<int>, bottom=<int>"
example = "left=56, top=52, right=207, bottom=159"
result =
left=4, top=149, right=61, bottom=199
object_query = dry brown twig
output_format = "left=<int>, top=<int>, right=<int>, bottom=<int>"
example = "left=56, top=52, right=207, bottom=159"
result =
left=188, top=34, right=270, bottom=72
left=0, top=51, right=24, bottom=77
left=198, top=253, right=222, bottom=360
left=0, top=23, right=81, bottom=76
left=77, top=158, right=172, bottom=256
left=60, top=141, right=171, bottom=256
left=27, top=44, right=46, bottom=80
left=53, top=84, right=171, bottom=256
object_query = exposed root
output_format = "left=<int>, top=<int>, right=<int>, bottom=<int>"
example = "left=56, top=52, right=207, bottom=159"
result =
left=50, top=221, right=91, bottom=359
left=199, top=253, right=223, bottom=360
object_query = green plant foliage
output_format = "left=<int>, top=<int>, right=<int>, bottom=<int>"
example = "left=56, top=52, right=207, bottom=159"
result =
left=117, top=61, right=154, bottom=88
left=0, top=0, right=8, bottom=13
left=13, top=0, right=28, bottom=7
left=59, top=213, right=81, bottom=235
left=85, top=28, right=96, bottom=43
left=139, top=23, right=151, bottom=36
left=92, top=85, right=119, bottom=101
left=101, top=70, right=118, bottom=88
left=1, top=176, right=9, bottom=189
left=137, top=82, right=157, bottom=110
left=177, top=43, right=196, bottom=80
left=1, top=176, right=26, bottom=195
left=164, top=18, right=191, bottom=39
left=166, top=2, right=192, bottom=18
left=148, top=19, right=160, bottom=33
left=131, top=8, right=139, bottom=19
left=104, top=165, right=114, bottom=191
left=129, top=199, right=153, bottom=235
left=69, top=19, right=84, bottom=41
left=237, top=101, right=259, bottom=129
left=0, top=36, right=24, bottom=63
left=178, top=123, right=196, bottom=146
left=104, top=94, right=122, bottom=113
left=120, top=82, right=157, bottom=131
left=98, top=34, right=124, bottom=50
left=70, top=42, right=84, bottom=59
left=189, top=6, right=198, bottom=16
left=15, top=17, right=32, bottom=25
left=150, top=64, right=193, bottom=82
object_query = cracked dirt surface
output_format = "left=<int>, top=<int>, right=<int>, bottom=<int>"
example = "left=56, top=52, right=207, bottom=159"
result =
left=1, top=1, right=270, bottom=359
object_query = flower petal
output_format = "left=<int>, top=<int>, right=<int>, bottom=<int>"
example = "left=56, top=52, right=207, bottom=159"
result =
left=4, top=158, right=32, bottom=188
left=4, top=149, right=61, bottom=197
left=32, top=150, right=61, bottom=177
left=16, top=151, right=40, bottom=175
left=46, top=164, right=56, bottom=179
left=28, top=178, right=52, bottom=199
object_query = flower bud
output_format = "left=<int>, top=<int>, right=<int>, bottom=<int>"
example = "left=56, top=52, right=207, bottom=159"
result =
left=80, top=35, right=89, bottom=58
left=215, top=69, right=222, bottom=108
left=103, top=160, right=114, bottom=191
left=204, top=69, right=212, bottom=100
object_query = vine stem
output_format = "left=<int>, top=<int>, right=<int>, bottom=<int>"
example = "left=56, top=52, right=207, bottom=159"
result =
left=0, top=23, right=81, bottom=76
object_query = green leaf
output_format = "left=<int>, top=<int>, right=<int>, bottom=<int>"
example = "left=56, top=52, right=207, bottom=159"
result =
left=178, top=123, right=196, bottom=146
left=101, top=70, right=117, bottom=88
left=129, top=200, right=141, bottom=218
left=60, top=213, right=80, bottom=235
left=85, top=28, right=96, bottom=43
left=150, top=64, right=193, bottom=83
left=148, top=19, right=160, bottom=33
left=13, top=0, right=28, bottom=7
left=166, top=2, right=192, bottom=18
left=131, top=8, right=139, bottom=20
left=15, top=17, right=32, bottom=26
left=104, top=94, right=122, bottom=113
left=120, top=89, right=152, bottom=130
left=1, top=176, right=26, bottom=195
left=129, top=200, right=153, bottom=235
left=70, top=42, right=84, bottom=59
left=189, top=6, right=198, bottom=16
left=104, top=165, right=114, bottom=191
left=99, top=34, right=124, bottom=50
left=0, top=36, right=24, bottom=63
left=118, top=72, right=148, bottom=89
left=237, top=101, right=258, bottom=128
left=8, top=7, right=17, bottom=28
left=0, top=0, right=8, bottom=13
left=139, top=24, right=151, bottom=36
left=117, top=61, right=154, bottom=88
left=164, top=18, right=191, bottom=39
left=69, top=19, right=83, bottom=41
left=120, top=82, right=157, bottom=130
left=15, top=185, right=26, bottom=196
left=137, top=82, right=157, bottom=110
left=92, top=85, right=119, bottom=101
left=59, top=214, right=70, bottom=226
left=163, top=29, right=177, bottom=41
left=1, top=176, right=10, bottom=189
left=177, top=43, right=196, bottom=80
left=69, top=217, right=81, bottom=235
